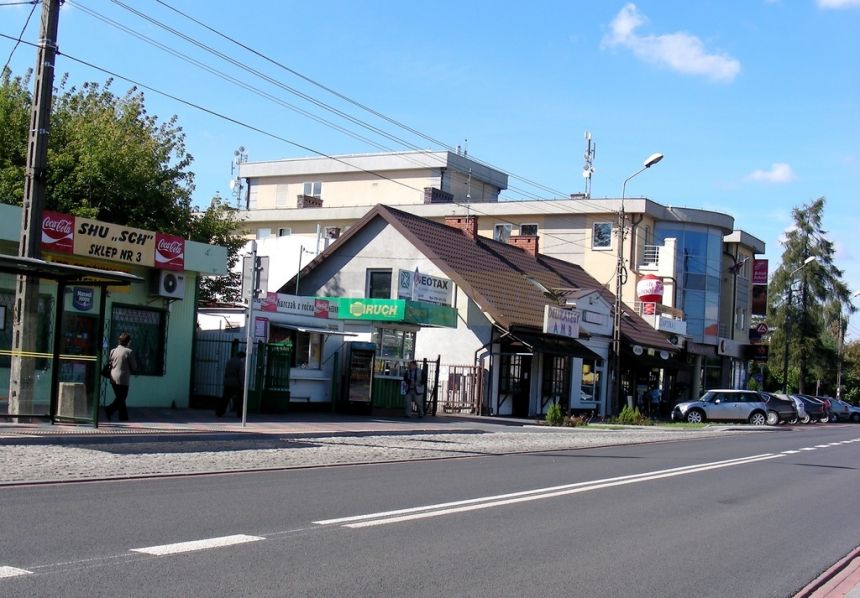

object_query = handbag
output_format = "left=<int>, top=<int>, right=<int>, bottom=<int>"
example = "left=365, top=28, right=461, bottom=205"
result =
left=100, top=363, right=112, bottom=379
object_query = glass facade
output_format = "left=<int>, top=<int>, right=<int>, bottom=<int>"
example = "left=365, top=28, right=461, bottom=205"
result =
left=655, top=224, right=723, bottom=344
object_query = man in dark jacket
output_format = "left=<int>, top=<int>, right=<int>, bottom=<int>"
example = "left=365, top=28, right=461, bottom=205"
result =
left=402, top=360, right=426, bottom=418
left=217, top=351, right=245, bottom=417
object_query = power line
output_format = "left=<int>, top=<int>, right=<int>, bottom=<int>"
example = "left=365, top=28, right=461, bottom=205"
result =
left=1, top=0, right=37, bottom=75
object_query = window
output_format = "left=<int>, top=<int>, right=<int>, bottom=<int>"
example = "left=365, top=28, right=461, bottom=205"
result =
left=366, top=269, right=392, bottom=299
left=494, top=224, right=512, bottom=242
left=372, top=327, right=416, bottom=360
left=592, top=222, right=612, bottom=249
left=271, top=327, right=322, bottom=369
left=520, top=224, right=538, bottom=236
left=277, top=228, right=291, bottom=237
left=325, top=227, right=341, bottom=239
left=109, top=305, right=166, bottom=375
left=303, top=181, right=322, bottom=198
left=256, top=228, right=271, bottom=240
left=581, top=360, right=602, bottom=402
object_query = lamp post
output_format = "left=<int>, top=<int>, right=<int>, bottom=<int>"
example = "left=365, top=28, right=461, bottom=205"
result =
left=835, top=290, right=860, bottom=400
left=781, top=256, right=817, bottom=393
left=612, top=152, right=663, bottom=414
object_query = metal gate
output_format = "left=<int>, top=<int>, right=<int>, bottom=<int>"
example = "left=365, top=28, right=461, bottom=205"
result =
left=428, top=363, right=484, bottom=415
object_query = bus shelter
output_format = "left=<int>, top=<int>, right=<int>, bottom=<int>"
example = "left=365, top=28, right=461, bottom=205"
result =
left=0, top=254, right=142, bottom=426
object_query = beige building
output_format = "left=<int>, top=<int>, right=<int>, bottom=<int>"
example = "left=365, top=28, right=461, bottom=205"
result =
left=237, top=151, right=765, bottom=397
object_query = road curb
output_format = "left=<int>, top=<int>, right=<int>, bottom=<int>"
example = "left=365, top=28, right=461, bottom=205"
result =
left=795, top=545, right=860, bottom=597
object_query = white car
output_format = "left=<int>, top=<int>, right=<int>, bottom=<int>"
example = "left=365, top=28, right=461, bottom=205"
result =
left=671, top=389, right=769, bottom=425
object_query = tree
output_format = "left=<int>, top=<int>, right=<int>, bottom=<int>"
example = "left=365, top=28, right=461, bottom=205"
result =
left=184, top=194, right=246, bottom=306
left=0, top=68, right=243, bottom=301
left=767, top=197, right=851, bottom=394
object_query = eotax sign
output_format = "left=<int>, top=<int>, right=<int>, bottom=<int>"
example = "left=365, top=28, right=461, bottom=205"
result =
left=41, top=210, right=185, bottom=270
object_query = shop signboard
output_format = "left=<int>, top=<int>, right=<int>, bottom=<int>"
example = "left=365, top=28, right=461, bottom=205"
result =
left=40, top=210, right=185, bottom=270
left=255, top=292, right=328, bottom=318
left=543, top=305, right=581, bottom=339
left=404, top=301, right=457, bottom=328
left=397, top=269, right=453, bottom=306
left=336, top=298, right=405, bottom=321
left=752, top=259, right=769, bottom=285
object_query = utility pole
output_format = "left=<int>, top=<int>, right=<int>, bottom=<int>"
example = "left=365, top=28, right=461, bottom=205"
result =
left=9, top=0, right=61, bottom=418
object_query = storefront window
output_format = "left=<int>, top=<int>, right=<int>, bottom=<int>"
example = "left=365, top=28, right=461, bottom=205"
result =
left=581, top=360, right=602, bottom=402
left=372, top=327, right=416, bottom=360
left=110, top=304, right=165, bottom=375
left=269, top=326, right=322, bottom=370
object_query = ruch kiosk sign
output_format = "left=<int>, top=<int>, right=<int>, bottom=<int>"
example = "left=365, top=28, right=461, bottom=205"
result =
left=41, top=210, right=185, bottom=270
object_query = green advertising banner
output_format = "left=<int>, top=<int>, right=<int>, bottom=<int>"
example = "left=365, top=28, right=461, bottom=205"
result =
left=404, top=300, right=457, bottom=328
left=335, top=298, right=405, bottom=321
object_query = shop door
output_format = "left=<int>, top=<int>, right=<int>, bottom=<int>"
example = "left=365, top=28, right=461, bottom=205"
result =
left=541, top=354, right=570, bottom=414
left=499, top=354, right=531, bottom=418
left=58, top=311, right=100, bottom=422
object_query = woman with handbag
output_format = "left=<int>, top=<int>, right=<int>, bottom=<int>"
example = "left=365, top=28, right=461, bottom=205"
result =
left=104, top=332, right=138, bottom=421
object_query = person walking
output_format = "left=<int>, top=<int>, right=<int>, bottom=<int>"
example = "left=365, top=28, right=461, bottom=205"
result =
left=218, top=350, right=245, bottom=417
left=402, top=360, right=426, bottom=418
left=104, top=332, right=138, bottom=422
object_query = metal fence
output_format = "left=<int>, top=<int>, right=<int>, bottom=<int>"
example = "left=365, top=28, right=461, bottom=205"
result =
left=429, top=363, right=484, bottom=415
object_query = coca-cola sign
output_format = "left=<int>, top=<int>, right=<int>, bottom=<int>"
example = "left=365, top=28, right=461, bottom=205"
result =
left=41, top=211, right=75, bottom=254
left=155, top=232, right=185, bottom=270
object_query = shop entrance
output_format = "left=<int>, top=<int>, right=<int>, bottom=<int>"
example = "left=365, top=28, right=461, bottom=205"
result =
left=499, top=354, right=531, bottom=417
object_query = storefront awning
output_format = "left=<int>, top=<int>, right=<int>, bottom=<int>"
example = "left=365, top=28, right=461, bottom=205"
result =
left=503, top=330, right=601, bottom=360
left=271, top=323, right=357, bottom=337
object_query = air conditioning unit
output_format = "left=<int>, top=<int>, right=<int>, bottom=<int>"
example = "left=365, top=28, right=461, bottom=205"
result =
left=151, top=270, right=185, bottom=299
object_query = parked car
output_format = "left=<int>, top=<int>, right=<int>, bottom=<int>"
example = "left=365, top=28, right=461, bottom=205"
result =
left=845, top=402, right=860, bottom=423
left=827, top=398, right=851, bottom=422
left=760, top=392, right=798, bottom=425
left=671, top=390, right=768, bottom=425
left=785, top=394, right=808, bottom=424
left=803, top=395, right=832, bottom=423
left=792, top=395, right=827, bottom=424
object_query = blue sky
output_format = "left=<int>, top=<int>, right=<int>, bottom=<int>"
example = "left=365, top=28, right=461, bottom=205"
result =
left=3, top=0, right=859, bottom=333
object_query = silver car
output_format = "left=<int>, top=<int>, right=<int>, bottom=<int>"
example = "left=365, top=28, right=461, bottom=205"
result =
left=671, top=389, right=769, bottom=425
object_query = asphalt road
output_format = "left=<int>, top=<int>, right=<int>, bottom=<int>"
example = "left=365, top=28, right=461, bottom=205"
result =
left=1, top=425, right=858, bottom=597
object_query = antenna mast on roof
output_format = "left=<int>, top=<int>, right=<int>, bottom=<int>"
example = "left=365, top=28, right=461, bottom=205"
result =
left=582, top=131, right=596, bottom=199
left=230, top=146, right=248, bottom=209
left=466, top=168, right=472, bottom=217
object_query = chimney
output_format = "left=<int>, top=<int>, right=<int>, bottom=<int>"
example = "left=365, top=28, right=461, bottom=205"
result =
left=509, top=234, right=540, bottom=257
left=444, top=215, right=478, bottom=239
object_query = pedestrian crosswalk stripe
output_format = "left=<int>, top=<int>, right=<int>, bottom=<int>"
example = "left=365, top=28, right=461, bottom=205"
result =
left=130, top=534, right=264, bottom=556
left=0, top=566, right=32, bottom=578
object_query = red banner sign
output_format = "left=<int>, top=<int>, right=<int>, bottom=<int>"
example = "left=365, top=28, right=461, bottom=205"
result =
left=752, top=259, right=769, bottom=285
left=41, top=211, right=75, bottom=254
left=155, top=232, right=186, bottom=271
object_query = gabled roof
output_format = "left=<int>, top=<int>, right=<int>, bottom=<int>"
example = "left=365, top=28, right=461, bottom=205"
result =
left=285, top=205, right=675, bottom=352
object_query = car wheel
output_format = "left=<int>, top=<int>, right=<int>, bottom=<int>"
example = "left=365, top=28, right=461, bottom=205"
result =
left=685, top=410, right=704, bottom=424
left=829, top=414, right=839, bottom=423
left=800, top=414, right=811, bottom=424
left=766, top=411, right=780, bottom=426
left=819, top=417, right=830, bottom=424
left=749, top=412, right=767, bottom=426
left=788, top=416, right=798, bottom=425
left=851, top=413, right=860, bottom=423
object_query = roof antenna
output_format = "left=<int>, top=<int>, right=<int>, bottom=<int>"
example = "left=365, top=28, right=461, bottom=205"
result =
left=230, top=146, right=248, bottom=209
left=463, top=138, right=468, bottom=157
left=466, top=168, right=472, bottom=217
left=582, top=131, right=596, bottom=199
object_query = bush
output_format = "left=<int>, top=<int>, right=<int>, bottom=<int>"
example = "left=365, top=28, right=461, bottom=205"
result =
left=612, top=405, right=652, bottom=426
left=563, top=415, right=589, bottom=427
left=546, top=402, right=564, bottom=426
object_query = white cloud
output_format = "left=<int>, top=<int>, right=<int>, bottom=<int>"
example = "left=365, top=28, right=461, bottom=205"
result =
left=601, top=3, right=741, bottom=83
left=816, top=0, right=860, bottom=9
left=744, top=163, right=797, bottom=183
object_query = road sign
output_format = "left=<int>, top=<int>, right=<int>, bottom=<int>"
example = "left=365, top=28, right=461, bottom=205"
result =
left=756, top=323, right=769, bottom=335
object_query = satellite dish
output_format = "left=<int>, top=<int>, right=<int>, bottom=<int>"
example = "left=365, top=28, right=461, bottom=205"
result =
left=582, top=170, right=591, bottom=178
left=229, top=179, right=235, bottom=190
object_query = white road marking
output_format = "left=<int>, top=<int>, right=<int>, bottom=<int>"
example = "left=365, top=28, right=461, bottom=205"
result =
left=800, top=447, right=816, bottom=451
left=0, top=566, right=32, bottom=578
left=814, top=445, right=830, bottom=448
left=782, top=450, right=800, bottom=454
left=314, top=454, right=776, bottom=526
left=130, top=534, right=264, bottom=556
left=316, top=454, right=782, bottom=529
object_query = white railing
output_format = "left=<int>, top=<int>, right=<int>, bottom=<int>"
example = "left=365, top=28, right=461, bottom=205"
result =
left=640, top=245, right=661, bottom=269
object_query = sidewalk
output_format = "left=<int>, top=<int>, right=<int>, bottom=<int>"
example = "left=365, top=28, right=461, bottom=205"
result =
left=0, top=407, right=533, bottom=440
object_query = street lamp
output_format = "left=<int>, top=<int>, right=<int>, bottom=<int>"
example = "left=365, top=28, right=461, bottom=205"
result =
left=835, top=289, right=860, bottom=399
left=781, top=256, right=818, bottom=393
left=612, top=152, right=664, bottom=414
